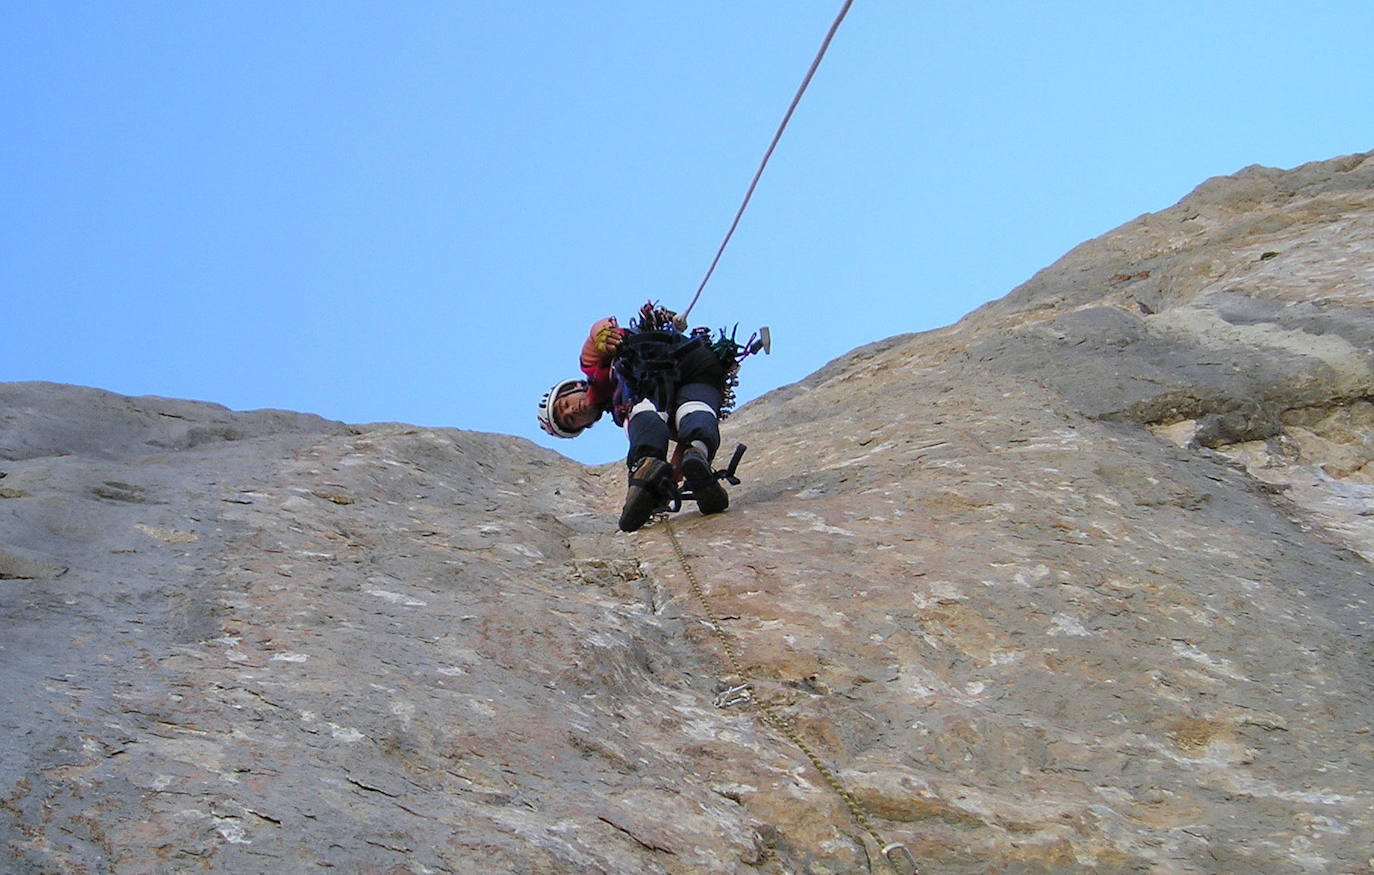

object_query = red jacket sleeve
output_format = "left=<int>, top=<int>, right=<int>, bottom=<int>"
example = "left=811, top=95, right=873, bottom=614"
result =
left=579, top=318, right=620, bottom=406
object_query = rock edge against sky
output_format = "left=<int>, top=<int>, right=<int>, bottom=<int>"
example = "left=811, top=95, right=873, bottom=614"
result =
left=3, top=151, right=1372, bottom=872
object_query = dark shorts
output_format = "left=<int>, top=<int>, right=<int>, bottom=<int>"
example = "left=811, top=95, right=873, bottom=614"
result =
left=618, top=333, right=727, bottom=464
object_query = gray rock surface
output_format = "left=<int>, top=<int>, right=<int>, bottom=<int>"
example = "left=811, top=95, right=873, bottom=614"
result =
left=3, top=151, right=1373, bottom=873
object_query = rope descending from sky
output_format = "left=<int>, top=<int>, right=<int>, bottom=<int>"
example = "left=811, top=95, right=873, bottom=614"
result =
left=679, top=0, right=856, bottom=322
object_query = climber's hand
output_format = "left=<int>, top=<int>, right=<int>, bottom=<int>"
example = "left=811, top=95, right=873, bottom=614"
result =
left=595, top=318, right=623, bottom=354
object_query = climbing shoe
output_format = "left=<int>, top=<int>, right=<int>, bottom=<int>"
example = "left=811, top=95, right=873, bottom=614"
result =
left=682, top=444, right=729, bottom=515
left=619, top=457, right=674, bottom=533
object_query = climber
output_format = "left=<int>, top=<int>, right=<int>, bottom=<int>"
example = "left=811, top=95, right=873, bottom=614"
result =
left=538, top=301, right=743, bottom=533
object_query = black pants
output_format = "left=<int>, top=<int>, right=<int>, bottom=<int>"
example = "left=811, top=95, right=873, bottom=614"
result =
left=624, top=341, right=724, bottom=466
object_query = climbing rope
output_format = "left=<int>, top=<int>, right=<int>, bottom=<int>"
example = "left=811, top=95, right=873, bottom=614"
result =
left=658, top=5, right=912, bottom=867
left=679, top=0, right=856, bottom=322
left=661, top=517, right=919, bottom=875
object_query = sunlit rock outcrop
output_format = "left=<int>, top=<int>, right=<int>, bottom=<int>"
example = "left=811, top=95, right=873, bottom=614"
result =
left=3, top=152, right=1371, bottom=873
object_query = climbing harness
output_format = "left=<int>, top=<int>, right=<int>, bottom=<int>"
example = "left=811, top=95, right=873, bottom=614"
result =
left=614, top=329, right=708, bottom=420
left=661, top=519, right=920, bottom=875
left=615, top=307, right=770, bottom=423
left=680, top=0, right=856, bottom=322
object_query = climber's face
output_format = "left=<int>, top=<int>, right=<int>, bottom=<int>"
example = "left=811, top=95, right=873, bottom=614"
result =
left=553, top=387, right=597, bottom=432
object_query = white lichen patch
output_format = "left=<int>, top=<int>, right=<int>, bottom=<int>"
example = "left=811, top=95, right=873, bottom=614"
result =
left=214, top=817, right=252, bottom=844
left=364, top=588, right=427, bottom=607
left=1172, top=640, right=1247, bottom=680
left=1048, top=614, right=1094, bottom=637
left=328, top=724, right=365, bottom=742
left=785, top=510, right=856, bottom=536
left=909, top=682, right=937, bottom=700
left=390, top=700, right=416, bottom=728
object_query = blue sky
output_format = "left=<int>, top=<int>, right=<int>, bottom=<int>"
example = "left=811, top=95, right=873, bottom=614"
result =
left=4, top=2, right=1371, bottom=465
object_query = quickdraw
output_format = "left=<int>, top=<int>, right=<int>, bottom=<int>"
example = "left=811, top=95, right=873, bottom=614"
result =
left=711, top=324, right=771, bottom=419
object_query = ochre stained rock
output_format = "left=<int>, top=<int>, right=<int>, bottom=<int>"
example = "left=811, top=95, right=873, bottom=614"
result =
left=3, top=151, right=1373, bottom=873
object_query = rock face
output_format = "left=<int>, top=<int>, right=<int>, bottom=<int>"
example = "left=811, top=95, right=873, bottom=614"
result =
left=3, top=152, right=1372, bottom=873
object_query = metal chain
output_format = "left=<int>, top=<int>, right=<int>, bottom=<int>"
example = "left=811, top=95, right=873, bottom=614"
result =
left=661, top=518, right=919, bottom=874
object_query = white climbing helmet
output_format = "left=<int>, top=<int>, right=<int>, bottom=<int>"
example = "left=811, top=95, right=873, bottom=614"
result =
left=537, top=378, right=590, bottom=438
